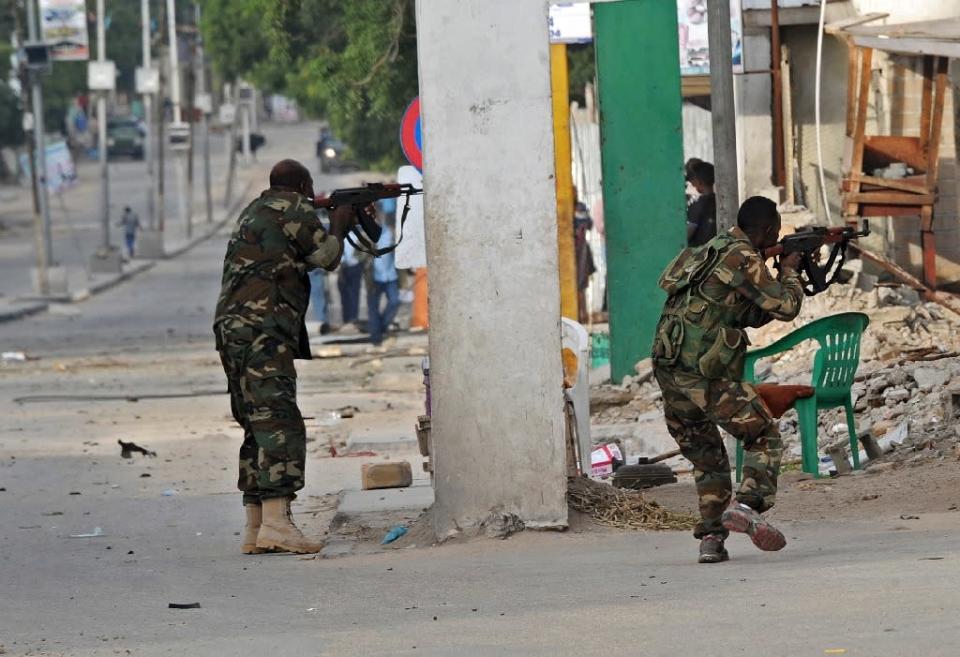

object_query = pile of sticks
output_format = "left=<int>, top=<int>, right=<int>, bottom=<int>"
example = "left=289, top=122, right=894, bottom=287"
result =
left=567, top=477, right=696, bottom=531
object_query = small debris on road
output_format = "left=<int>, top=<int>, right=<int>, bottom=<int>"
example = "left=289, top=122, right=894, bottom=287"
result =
left=168, top=602, right=201, bottom=609
left=161, top=489, right=177, bottom=497
left=381, top=526, right=408, bottom=545
left=119, top=440, right=156, bottom=458
left=69, top=527, right=104, bottom=538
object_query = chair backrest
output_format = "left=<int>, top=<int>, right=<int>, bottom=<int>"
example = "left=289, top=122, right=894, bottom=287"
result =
left=808, top=312, right=870, bottom=398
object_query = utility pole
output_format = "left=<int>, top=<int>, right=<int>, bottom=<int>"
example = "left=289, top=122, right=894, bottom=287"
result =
left=707, top=0, right=739, bottom=230
left=96, top=0, right=110, bottom=254
left=166, top=0, right=190, bottom=238
left=195, top=3, right=213, bottom=224
left=223, top=82, right=238, bottom=208
left=141, top=0, right=155, bottom=229
left=26, top=0, right=52, bottom=294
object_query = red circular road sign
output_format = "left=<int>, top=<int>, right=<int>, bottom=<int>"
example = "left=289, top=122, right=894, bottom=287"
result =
left=399, top=96, right=422, bottom=172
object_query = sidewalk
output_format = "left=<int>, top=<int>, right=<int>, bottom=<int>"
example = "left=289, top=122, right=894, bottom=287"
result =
left=0, top=127, right=286, bottom=322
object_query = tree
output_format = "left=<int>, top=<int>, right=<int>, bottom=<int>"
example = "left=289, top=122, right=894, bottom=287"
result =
left=200, top=0, right=419, bottom=170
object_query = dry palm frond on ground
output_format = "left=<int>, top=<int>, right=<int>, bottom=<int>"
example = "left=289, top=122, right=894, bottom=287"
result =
left=567, top=477, right=696, bottom=531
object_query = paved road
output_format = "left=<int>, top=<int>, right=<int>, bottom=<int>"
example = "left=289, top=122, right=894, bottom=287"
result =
left=1, top=122, right=958, bottom=657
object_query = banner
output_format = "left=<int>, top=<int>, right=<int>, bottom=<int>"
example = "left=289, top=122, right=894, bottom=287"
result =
left=20, top=141, right=78, bottom=195
left=678, top=0, right=743, bottom=76
left=39, top=0, right=90, bottom=61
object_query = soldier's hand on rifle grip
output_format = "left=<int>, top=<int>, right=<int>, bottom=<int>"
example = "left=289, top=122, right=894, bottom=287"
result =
left=328, top=205, right=357, bottom=240
left=780, top=251, right=804, bottom=273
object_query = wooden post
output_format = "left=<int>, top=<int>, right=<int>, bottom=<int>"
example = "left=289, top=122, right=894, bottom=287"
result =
left=551, top=43, right=579, bottom=322
left=845, top=47, right=873, bottom=224
left=920, top=57, right=949, bottom=291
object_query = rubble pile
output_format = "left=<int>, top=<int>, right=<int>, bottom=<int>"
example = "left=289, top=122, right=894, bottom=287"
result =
left=778, top=355, right=960, bottom=472
left=747, top=280, right=960, bottom=383
left=589, top=277, right=960, bottom=476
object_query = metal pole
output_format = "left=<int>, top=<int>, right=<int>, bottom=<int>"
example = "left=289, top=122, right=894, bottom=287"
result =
left=166, top=0, right=189, bottom=237
left=707, top=0, right=740, bottom=231
left=770, top=1, right=785, bottom=188
left=224, top=82, right=238, bottom=208
left=26, top=0, right=53, bottom=272
left=142, top=0, right=156, bottom=230
left=96, top=0, right=110, bottom=250
left=195, top=4, right=213, bottom=223
left=241, top=100, right=251, bottom=163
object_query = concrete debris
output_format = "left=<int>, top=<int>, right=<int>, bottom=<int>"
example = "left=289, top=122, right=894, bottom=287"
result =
left=588, top=277, right=960, bottom=478
left=361, top=462, right=413, bottom=490
left=483, top=512, right=525, bottom=539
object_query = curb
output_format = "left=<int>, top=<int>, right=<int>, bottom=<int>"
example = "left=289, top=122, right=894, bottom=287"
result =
left=0, top=179, right=253, bottom=324
left=0, top=301, right=50, bottom=323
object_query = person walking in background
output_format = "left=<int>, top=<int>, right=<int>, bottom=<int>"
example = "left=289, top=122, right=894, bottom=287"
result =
left=337, top=239, right=363, bottom=328
left=117, top=206, right=141, bottom=258
left=367, top=204, right=400, bottom=347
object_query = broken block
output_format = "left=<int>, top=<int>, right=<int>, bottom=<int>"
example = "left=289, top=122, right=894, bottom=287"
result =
left=361, top=462, right=413, bottom=490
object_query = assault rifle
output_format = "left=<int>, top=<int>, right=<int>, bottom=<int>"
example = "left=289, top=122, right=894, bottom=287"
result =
left=763, top=220, right=870, bottom=296
left=313, top=183, right=423, bottom=257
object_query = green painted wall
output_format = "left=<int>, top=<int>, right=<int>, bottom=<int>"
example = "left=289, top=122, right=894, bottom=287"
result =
left=595, top=0, right=687, bottom=382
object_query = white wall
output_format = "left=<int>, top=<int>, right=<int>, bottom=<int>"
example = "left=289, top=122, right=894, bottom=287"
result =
left=416, top=0, right=567, bottom=538
left=852, top=0, right=960, bottom=22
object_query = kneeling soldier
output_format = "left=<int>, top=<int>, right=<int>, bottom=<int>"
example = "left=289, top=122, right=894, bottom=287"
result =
left=652, top=196, right=804, bottom=563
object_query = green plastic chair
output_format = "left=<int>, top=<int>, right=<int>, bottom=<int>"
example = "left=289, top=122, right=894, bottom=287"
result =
left=735, top=312, right=870, bottom=480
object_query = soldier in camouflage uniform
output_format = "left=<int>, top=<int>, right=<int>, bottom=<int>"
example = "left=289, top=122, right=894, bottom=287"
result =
left=651, top=196, right=805, bottom=563
left=214, top=159, right=355, bottom=554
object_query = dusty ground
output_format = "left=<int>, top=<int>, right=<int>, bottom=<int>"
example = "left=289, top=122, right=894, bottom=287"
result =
left=644, top=460, right=960, bottom=522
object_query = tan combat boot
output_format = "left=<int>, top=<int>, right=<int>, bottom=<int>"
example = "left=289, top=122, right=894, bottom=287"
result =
left=255, top=496, right=324, bottom=554
left=242, top=504, right=267, bottom=554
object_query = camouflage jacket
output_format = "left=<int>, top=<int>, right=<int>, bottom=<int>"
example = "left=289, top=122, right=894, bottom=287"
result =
left=214, top=189, right=342, bottom=358
left=652, top=227, right=803, bottom=380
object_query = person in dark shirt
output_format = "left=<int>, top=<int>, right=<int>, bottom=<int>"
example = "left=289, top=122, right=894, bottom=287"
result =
left=686, top=160, right=717, bottom=247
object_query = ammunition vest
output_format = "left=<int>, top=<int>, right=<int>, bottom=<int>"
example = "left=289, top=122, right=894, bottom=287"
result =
left=652, top=231, right=750, bottom=380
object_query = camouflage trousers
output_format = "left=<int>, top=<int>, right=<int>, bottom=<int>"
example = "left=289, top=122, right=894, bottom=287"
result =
left=216, top=323, right=306, bottom=506
left=654, top=367, right=781, bottom=539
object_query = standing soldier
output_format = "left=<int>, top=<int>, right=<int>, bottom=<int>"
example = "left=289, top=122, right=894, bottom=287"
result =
left=651, top=196, right=804, bottom=563
left=214, top=159, right=355, bottom=554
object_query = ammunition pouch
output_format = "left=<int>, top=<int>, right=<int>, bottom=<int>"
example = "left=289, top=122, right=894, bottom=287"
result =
left=697, top=327, right=747, bottom=380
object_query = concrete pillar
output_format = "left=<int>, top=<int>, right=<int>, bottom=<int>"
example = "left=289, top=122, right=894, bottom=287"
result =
left=416, top=0, right=567, bottom=538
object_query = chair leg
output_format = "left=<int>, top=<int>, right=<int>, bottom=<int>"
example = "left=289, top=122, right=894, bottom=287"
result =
left=796, top=399, right=820, bottom=477
left=845, top=401, right=862, bottom=470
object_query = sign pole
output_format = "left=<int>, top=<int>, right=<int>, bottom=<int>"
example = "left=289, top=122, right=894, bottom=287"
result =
left=195, top=4, right=213, bottom=224
left=95, top=0, right=110, bottom=252
left=141, top=0, right=156, bottom=230
left=27, top=0, right=53, bottom=280
left=166, top=0, right=190, bottom=238
left=707, top=0, right=740, bottom=230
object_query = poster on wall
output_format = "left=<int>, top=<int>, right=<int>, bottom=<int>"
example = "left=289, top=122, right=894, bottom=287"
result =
left=20, top=141, right=78, bottom=195
left=678, top=0, right=743, bottom=76
left=549, top=3, right=593, bottom=44
left=38, top=0, right=90, bottom=61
